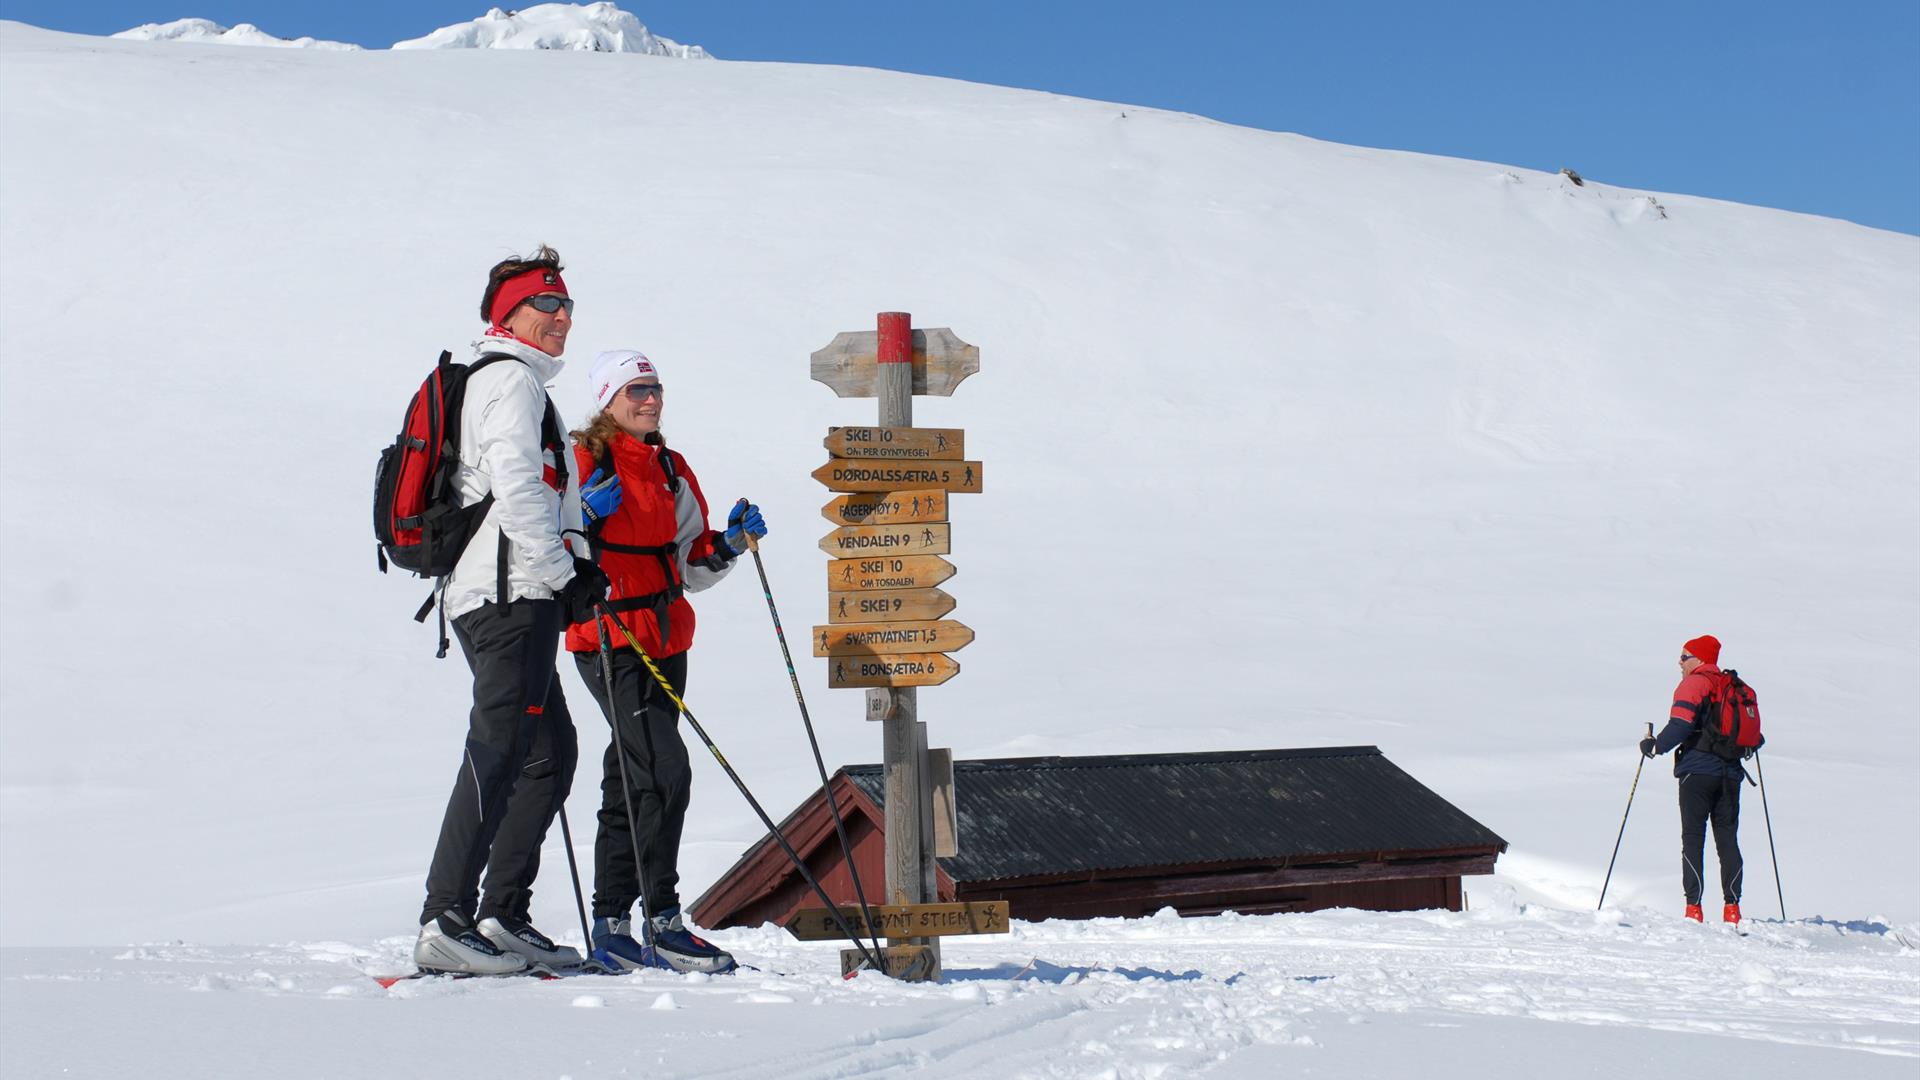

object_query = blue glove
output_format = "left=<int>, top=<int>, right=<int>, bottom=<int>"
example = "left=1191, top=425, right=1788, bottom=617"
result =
left=723, top=498, right=768, bottom=555
left=581, top=467, right=623, bottom=526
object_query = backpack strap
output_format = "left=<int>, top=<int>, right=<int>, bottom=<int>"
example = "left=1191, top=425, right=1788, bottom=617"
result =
left=598, top=538, right=683, bottom=646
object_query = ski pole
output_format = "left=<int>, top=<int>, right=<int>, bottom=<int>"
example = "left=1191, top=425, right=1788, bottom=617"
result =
left=1754, top=750, right=1785, bottom=921
left=1598, top=723, right=1654, bottom=910
left=740, top=521, right=884, bottom=961
left=555, top=805, right=594, bottom=958
left=594, top=608, right=661, bottom=955
left=592, top=598, right=884, bottom=974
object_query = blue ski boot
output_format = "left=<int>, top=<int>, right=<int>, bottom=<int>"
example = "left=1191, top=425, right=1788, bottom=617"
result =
left=645, top=906, right=737, bottom=974
left=591, top=916, right=669, bottom=972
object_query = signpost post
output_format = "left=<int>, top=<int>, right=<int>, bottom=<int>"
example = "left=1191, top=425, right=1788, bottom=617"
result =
left=810, top=312, right=984, bottom=980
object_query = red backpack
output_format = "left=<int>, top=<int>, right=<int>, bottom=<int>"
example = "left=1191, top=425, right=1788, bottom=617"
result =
left=1693, top=669, right=1764, bottom=761
left=373, top=352, right=513, bottom=578
left=373, top=351, right=567, bottom=655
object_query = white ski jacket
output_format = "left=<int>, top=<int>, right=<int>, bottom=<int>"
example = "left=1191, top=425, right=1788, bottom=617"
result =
left=442, top=335, right=584, bottom=621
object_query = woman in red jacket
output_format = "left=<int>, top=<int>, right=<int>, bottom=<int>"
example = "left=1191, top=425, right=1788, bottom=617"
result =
left=567, top=349, right=766, bottom=973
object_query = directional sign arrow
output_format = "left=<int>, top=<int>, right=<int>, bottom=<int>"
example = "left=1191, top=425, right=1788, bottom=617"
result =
left=827, top=555, right=957, bottom=593
left=788, top=901, right=1010, bottom=941
left=812, top=620, right=974, bottom=657
left=826, top=652, right=960, bottom=689
left=819, top=522, right=950, bottom=558
left=813, top=460, right=983, bottom=494
left=827, top=587, right=956, bottom=624
left=821, top=489, right=948, bottom=527
left=825, top=426, right=964, bottom=460
left=809, top=328, right=979, bottom=399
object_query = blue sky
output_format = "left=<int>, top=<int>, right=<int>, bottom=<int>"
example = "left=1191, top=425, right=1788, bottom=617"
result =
left=5, top=1, right=1916, bottom=235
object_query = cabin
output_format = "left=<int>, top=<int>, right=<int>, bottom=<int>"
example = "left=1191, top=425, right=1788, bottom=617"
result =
left=690, top=746, right=1507, bottom=929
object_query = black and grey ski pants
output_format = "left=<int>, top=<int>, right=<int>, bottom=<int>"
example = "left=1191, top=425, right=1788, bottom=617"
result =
left=575, top=646, right=691, bottom=921
left=420, top=598, right=578, bottom=926
left=1678, top=772, right=1743, bottom=906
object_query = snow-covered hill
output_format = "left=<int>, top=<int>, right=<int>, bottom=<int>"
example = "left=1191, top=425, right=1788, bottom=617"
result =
left=111, top=17, right=359, bottom=49
left=0, top=14, right=1916, bottom=1073
left=394, top=3, right=709, bottom=56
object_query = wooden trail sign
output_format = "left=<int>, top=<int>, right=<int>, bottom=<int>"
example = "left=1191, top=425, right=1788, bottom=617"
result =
left=826, top=426, right=965, bottom=460
left=827, top=555, right=957, bottom=593
left=812, top=620, right=974, bottom=657
left=821, top=490, right=948, bottom=527
left=813, top=460, right=984, bottom=494
left=788, top=901, right=1011, bottom=942
left=842, top=945, right=937, bottom=981
left=828, top=588, right=955, bottom=624
left=811, top=328, right=979, bottom=398
left=827, top=652, right=960, bottom=688
left=819, top=522, right=951, bottom=558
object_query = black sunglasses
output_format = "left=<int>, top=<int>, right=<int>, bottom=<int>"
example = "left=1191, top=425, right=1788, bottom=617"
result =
left=1679, top=654, right=1695, bottom=662
left=522, top=294, right=574, bottom=315
left=621, top=383, right=665, bottom=403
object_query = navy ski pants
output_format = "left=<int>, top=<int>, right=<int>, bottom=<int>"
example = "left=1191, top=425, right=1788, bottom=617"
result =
left=1678, top=772, right=1743, bottom=906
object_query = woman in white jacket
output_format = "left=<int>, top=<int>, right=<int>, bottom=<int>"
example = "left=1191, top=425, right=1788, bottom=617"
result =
left=412, top=245, right=610, bottom=976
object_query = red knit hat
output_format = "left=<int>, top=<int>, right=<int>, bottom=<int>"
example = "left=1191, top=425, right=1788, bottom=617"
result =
left=1683, top=635, right=1721, bottom=665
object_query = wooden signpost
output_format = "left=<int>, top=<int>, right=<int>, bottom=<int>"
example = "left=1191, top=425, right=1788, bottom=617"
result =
left=826, top=427, right=965, bottom=460
left=826, top=652, right=961, bottom=689
left=826, top=587, right=956, bottom=624
left=811, top=460, right=985, bottom=495
left=812, top=620, right=974, bottom=657
left=827, top=554, right=956, bottom=592
left=821, top=490, right=948, bottom=527
left=811, top=312, right=996, bottom=982
left=785, top=900, right=1010, bottom=941
left=818, top=522, right=952, bottom=558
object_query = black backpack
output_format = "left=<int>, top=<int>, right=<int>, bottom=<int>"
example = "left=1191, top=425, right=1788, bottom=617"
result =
left=372, top=351, right=566, bottom=654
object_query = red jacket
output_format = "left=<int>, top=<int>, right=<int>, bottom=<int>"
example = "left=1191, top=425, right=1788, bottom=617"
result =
left=564, top=432, right=736, bottom=658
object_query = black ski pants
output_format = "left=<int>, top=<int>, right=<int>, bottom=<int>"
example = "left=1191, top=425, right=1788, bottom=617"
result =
left=420, top=598, right=578, bottom=926
left=1678, top=772, right=1743, bottom=906
left=575, top=645, right=691, bottom=921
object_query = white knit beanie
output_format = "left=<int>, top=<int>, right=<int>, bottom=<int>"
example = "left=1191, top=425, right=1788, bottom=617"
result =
left=589, top=349, right=662, bottom=409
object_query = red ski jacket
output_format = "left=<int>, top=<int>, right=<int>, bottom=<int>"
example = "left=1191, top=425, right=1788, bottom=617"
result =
left=564, top=432, right=735, bottom=658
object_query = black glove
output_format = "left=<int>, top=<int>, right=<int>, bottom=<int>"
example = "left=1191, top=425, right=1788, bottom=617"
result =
left=559, top=558, right=610, bottom=625
left=1638, top=737, right=1658, bottom=759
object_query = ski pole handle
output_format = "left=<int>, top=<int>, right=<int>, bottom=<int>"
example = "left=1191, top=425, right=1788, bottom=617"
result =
left=1646, top=722, right=1655, bottom=738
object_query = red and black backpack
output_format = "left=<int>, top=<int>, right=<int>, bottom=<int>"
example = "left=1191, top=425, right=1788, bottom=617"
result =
left=373, top=351, right=566, bottom=651
left=373, top=352, right=513, bottom=578
left=1690, top=669, right=1765, bottom=761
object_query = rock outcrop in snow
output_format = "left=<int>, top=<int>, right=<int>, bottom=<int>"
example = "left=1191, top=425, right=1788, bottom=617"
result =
left=111, top=18, right=360, bottom=50
left=392, top=3, right=710, bottom=56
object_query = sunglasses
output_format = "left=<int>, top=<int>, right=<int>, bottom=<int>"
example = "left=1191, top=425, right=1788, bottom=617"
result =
left=621, top=383, right=665, bottom=403
left=1679, top=654, right=1695, bottom=662
left=522, top=294, right=574, bottom=315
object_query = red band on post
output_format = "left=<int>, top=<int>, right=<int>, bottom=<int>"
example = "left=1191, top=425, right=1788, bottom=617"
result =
left=489, top=267, right=569, bottom=327
left=878, top=311, right=911, bottom=364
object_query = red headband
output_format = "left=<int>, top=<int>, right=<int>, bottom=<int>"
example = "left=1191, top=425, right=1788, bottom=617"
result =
left=488, top=267, right=569, bottom=327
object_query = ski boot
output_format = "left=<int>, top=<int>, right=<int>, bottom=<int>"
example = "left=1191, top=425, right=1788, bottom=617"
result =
left=646, top=906, right=737, bottom=974
left=478, top=915, right=586, bottom=970
left=415, top=910, right=528, bottom=976
left=591, top=915, right=670, bottom=972
left=1722, top=903, right=1742, bottom=926
left=1683, top=904, right=1704, bottom=922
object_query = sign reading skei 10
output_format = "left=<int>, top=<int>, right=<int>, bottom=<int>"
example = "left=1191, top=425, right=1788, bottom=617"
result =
left=815, top=425, right=979, bottom=688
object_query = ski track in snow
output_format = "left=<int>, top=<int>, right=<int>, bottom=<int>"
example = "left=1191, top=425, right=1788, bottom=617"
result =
left=5, top=902, right=1916, bottom=1077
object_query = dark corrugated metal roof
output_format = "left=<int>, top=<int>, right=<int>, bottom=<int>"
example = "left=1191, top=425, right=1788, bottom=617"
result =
left=843, top=746, right=1506, bottom=883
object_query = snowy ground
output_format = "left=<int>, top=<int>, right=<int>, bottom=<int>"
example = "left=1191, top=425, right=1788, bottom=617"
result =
left=2, top=8, right=1918, bottom=1075
left=6, top=894, right=1917, bottom=1077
